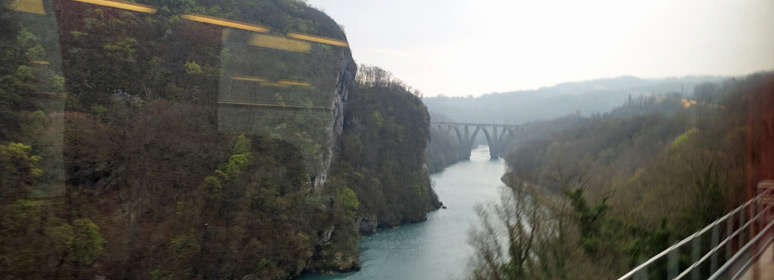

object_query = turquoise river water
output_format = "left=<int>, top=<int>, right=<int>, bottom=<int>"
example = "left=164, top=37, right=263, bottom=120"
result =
left=301, top=146, right=506, bottom=280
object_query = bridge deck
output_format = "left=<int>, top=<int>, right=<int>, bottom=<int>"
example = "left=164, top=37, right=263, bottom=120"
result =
left=430, top=121, right=522, bottom=128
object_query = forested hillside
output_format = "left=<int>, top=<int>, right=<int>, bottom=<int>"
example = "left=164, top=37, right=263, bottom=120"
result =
left=426, top=112, right=462, bottom=173
left=0, top=0, right=440, bottom=278
left=470, top=72, right=773, bottom=279
left=424, top=76, right=726, bottom=125
left=330, top=65, right=441, bottom=234
left=426, top=125, right=461, bottom=174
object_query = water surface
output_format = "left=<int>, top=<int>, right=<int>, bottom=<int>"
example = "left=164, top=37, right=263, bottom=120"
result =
left=302, top=146, right=505, bottom=280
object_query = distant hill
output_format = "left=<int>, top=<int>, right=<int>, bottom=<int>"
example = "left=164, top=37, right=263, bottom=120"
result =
left=423, top=76, right=728, bottom=124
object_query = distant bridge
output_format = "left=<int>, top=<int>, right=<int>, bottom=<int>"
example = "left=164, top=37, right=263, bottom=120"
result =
left=431, top=122, right=524, bottom=160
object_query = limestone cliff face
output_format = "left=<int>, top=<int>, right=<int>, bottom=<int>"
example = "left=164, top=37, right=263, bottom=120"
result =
left=302, top=48, right=361, bottom=275
left=315, top=49, right=357, bottom=188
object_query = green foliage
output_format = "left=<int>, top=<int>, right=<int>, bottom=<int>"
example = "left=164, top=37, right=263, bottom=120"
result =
left=25, top=110, right=48, bottom=128
left=204, top=175, right=222, bottom=192
left=52, top=75, right=65, bottom=92
left=0, top=199, right=47, bottom=278
left=282, top=16, right=316, bottom=34
left=52, top=223, right=75, bottom=250
left=232, top=134, right=252, bottom=154
left=0, top=24, right=63, bottom=138
left=70, top=30, right=87, bottom=37
left=0, top=142, right=43, bottom=202
left=566, top=188, right=609, bottom=255
left=223, top=153, right=251, bottom=178
left=220, top=135, right=254, bottom=179
left=184, top=61, right=202, bottom=75
left=3, top=143, right=43, bottom=178
left=67, top=219, right=105, bottom=266
left=372, top=110, right=383, bottom=127
left=169, top=232, right=200, bottom=276
left=339, top=187, right=359, bottom=219
left=318, top=44, right=332, bottom=56
left=91, top=104, right=108, bottom=118
left=671, top=127, right=698, bottom=148
left=1, top=199, right=43, bottom=234
left=16, top=29, right=42, bottom=60
left=149, top=269, right=161, bottom=280
left=103, top=37, right=137, bottom=58
left=1, top=203, right=104, bottom=278
left=294, top=131, right=320, bottom=161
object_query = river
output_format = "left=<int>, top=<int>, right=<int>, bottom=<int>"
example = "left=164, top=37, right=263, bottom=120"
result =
left=302, top=146, right=506, bottom=280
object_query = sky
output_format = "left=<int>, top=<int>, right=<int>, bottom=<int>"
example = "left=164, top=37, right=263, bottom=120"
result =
left=306, top=0, right=774, bottom=97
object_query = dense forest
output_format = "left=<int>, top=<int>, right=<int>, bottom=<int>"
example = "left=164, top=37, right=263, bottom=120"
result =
left=0, top=0, right=439, bottom=279
left=469, top=73, right=773, bottom=279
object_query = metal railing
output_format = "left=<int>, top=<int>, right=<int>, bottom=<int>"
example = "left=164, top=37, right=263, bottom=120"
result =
left=618, top=180, right=774, bottom=280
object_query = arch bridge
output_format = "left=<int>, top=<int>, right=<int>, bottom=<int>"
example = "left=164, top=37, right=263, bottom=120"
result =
left=431, top=121, right=524, bottom=160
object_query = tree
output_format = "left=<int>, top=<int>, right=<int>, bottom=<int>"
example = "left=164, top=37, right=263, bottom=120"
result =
left=0, top=142, right=42, bottom=203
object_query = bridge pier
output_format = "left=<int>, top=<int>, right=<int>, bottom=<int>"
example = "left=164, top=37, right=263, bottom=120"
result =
left=449, top=125, right=479, bottom=160
left=433, top=122, right=520, bottom=160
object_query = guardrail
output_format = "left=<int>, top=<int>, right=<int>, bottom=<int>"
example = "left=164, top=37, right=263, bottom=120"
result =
left=618, top=180, right=774, bottom=280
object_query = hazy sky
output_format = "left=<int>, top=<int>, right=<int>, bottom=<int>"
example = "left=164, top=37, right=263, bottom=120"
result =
left=306, top=0, right=774, bottom=97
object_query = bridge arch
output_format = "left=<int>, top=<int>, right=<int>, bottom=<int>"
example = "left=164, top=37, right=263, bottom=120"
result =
left=479, top=126, right=495, bottom=158
left=432, top=121, right=522, bottom=160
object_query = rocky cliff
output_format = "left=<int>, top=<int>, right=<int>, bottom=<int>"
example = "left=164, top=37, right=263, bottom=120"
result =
left=330, top=74, right=442, bottom=234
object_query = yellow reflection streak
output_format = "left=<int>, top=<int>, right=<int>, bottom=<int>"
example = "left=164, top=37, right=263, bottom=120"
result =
left=182, top=14, right=269, bottom=33
left=232, top=76, right=311, bottom=88
left=72, top=0, right=156, bottom=13
left=31, top=60, right=50, bottom=65
left=232, top=76, right=268, bottom=82
left=249, top=34, right=310, bottom=53
left=218, top=101, right=330, bottom=111
left=9, top=0, right=45, bottom=15
left=286, top=32, right=348, bottom=47
left=259, top=81, right=290, bottom=88
left=278, top=80, right=311, bottom=87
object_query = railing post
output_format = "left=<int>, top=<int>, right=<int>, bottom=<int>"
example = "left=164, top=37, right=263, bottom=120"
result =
left=692, top=236, right=701, bottom=280
left=668, top=247, right=679, bottom=279
left=710, top=223, right=719, bottom=274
